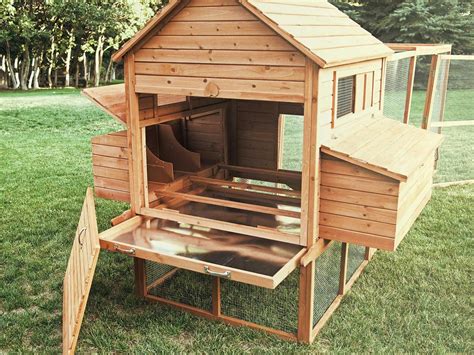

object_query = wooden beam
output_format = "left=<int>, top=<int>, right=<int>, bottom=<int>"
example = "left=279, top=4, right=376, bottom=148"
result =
left=338, top=243, right=349, bottom=295
left=212, top=277, right=221, bottom=317
left=219, top=164, right=301, bottom=182
left=403, top=56, right=417, bottom=124
left=422, top=55, right=440, bottom=129
left=155, top=190, right=301, bottom=219
left=190, top=176, right=301, bottom=198
left=125, top=53, right=145, bottom=213
left=134, top=258, right=146, bottom=297
left=300, top=238, right=333, bottom=267
left=297, top=59, right=320, bottom=344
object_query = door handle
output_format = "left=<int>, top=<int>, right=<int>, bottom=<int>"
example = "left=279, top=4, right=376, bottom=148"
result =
left=114, top=244, right=136, bottom=255
left=204, top=266, right=231, bottom=279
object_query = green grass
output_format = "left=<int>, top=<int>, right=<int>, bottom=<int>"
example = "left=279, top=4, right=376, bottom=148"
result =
left=1, top=89, right=473, bottom=352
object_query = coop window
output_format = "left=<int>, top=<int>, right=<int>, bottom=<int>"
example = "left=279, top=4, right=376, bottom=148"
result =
left=337, top=76, right=355, bottom=118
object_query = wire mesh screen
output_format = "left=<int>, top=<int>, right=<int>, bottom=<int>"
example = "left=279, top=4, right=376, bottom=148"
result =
left=384, top=57, right=411, bottom=121
left=346, top=244, right=366, bottom=283
left=313, top=241, right=341, bottom=326
left=221, top=270, right=299, bottom=334
left=337, top=76, right=355, bottom=118
left=145, top=261, right=213, bottom=311
left=430, top=57, right=474, bottom=183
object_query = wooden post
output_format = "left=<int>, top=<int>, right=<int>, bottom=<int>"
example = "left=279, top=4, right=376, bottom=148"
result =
left=365, top=247, right=375, bottom=261
left=125, top=53, right=145, bottom=213
left=403, top=56, right=417, bottom=124
left=134, top=258, right=146, bottom=297
left=212, top=277, right=221, bottom=317
left=338, top=243, right=349, bottom=295
left=422, top=55, right=440, bottom=129
left=298, top=59, right=319, bottom=343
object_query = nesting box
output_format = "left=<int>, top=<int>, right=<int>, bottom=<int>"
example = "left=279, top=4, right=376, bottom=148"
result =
left=62, top=1, right=443, bottom=353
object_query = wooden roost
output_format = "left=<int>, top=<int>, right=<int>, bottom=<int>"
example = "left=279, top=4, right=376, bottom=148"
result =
left=63, top=1, right=445, bottom=353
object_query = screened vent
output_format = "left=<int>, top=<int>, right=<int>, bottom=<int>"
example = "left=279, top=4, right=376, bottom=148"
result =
left=337, top=76, right=355, bottom=118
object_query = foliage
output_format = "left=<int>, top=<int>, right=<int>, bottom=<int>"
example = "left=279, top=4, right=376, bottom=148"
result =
left=330, top=0, right=474, bottom=54
left=0, top=0, right=166, bottom=89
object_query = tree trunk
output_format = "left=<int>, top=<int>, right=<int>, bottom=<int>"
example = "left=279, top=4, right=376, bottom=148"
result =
left=5, top=41, right=20, bottom=89
left=64, top=29, right=74, bottom=87
left=48, top=39, right=56, bottom=88
left=75, top=61, right=80, bottom=88
left=104, top=59, right=113, bottom=83
left=28, top=57, right=35, bottom=89
left=54, top=68, right=58, bottom=87
left=20, top=45, right=30, bottom=90
left=94, top=35, right=104, bottom=87
left=111, top=64, right=116, bottom=81
left=83, top=52, right=88, bottom=88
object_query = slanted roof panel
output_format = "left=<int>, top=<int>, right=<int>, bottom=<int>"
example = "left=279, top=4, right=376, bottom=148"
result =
left=244, top=0, right=393, bottom=67
left=321, top=116, right=444, bottom=181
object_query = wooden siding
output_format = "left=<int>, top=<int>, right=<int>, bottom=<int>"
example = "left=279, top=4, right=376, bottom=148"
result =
left=91, top=131, right=131, bottom=202
left=319, top=154, right=436, bottom=252
left=235, top=100, right=279, bottom=170
left=186, top=108, right=227, bottom=163
left=134, top=0, right=306, bottom=103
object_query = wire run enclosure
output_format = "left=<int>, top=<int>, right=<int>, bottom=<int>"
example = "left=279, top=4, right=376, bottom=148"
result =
left=62, top=1, right=447, bottom=353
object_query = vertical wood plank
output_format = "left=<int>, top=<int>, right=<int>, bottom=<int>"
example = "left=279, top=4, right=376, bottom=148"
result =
left=338, top=243, right=349, bottom=295
left=298, top=58, right=320, bottom=344
left=125, top=53, right=145, bottom=213
left=212, top=277, right=221, bottom=317
left=134, top=258, right=146, bottom=297
left=403, top=56, right=417, bottom=124
left=422, top=55, right=440, bottom=129
left=379, top=58, right=387, bottom=112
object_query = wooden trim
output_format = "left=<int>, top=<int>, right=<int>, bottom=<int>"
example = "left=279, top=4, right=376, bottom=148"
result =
left=300, top=238, right=333, bottom=267
left=386, top=43, right=452, bottom=56
left=190, top=176, right=301, bottom=197
left=155, top=190, right=300, bottom=219
left=219, top=164, right=301, bottom=181
left=300, top=60, right=320, bottom=247
left=111, top=209, right=134, bottom=226
left=139, top=103, right=227, bottom=128
left=403, top=56, right=417, bottom=124
left=145, top=292, right=298, bottom=340
left=430, top=120, right=474, bottom=128
left=141, top=207, right=302, bottom=245
left=125, top=54, right=145, bottom=214
left=439, top=54, right=474, bottom=61
left=134, top=258, right=146, bottom=297
left=387, top=50, right=416, bottom=62
left=338, top=243, right=349, bottom=295
left=365, top=247, right=376, bottom=261
left=320, top=147, right=407, bottom=182
left=422, top=55, right=440, bottom=130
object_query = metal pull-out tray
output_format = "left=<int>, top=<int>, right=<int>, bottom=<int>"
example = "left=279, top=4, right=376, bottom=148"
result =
left=99, top=216, right=305, bottom=289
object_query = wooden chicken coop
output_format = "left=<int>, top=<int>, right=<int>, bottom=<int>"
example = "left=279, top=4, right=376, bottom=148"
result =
left=62, top=1, right=444, bottom=353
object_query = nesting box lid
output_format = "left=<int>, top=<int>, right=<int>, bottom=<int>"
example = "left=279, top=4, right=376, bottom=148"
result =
left=321, top=116, right=444, bottom=182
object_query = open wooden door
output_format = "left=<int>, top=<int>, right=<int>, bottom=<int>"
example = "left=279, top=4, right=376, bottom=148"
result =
left=63, top=188, right=100, bottom=354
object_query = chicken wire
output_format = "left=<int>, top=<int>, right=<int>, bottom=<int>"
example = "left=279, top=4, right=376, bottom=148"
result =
left=384, top=57, right=411, bottom=121
left=346, top=244, right=366, bottom=283
left=221, top=270, right=300, bottom=334
left=313, top=241, right=342, bottom=326
left=145, top=261, right=213, bottom=311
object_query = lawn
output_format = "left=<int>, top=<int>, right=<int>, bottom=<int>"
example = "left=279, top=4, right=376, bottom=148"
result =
left=1, top=89, right=473, bottom=353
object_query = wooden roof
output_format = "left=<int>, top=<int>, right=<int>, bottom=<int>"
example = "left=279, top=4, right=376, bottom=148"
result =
left=82, top=84, right=187, bottom=125
left=112, top=0, right=392, bottom=68
left=321, top=116, right=444, bottom=182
